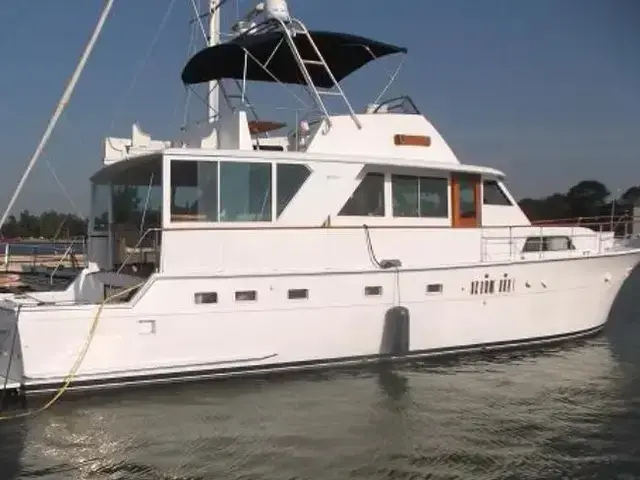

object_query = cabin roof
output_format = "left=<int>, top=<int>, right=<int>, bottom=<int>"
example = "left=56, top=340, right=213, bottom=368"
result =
left=181, top=30, right=406, bottom=88
left=91, top=153, right=161, bottom=184
left=92, top=148, right=505, bottom=180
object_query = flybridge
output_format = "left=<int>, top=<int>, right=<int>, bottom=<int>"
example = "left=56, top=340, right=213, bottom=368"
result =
left=101, top=0, right=435, bottom=165
left=181, top=0, right=406, bottom=131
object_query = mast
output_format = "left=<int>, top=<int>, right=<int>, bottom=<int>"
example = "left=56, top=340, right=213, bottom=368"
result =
left=208, top=0, right=220, bottom=121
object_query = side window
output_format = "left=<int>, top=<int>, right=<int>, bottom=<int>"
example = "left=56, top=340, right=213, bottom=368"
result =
left=391, top=175, right=418, bottom=217
left=391, top=175, right=448, bottom=218
left=419, top=177, right=448, bottom=217
left=339, top=173, right=385, bottom=216
left=522, top=236, right=575, bottom=252
left=276, top=163, right=311, bottom=217
left=170, top=160, right=218, bottom=222
left=91, top=183, right=110, bottom=232
left=483, top=180, right=512, bottom=206
left=220, top=162, right=272, bottom=222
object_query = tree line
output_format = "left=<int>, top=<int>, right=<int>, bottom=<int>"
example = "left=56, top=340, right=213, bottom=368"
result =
left=519, top=180, right=640, bottom=223
left=0, top=210, right=87, bottom=240
left=0, top=179, right=638, bottom=239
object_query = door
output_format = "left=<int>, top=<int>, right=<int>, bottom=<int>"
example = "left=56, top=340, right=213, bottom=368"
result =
left=451, top=174, right=481, bottom=228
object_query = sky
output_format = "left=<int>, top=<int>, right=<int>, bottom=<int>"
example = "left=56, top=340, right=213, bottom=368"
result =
left=0, top=0, right=638, bottom=216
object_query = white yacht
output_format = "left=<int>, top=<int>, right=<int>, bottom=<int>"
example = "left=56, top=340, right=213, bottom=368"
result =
left=1, top=0, right=639, bottom=398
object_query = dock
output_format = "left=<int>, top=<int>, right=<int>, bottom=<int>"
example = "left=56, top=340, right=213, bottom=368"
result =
left=1, top=249, right=85, bottom=293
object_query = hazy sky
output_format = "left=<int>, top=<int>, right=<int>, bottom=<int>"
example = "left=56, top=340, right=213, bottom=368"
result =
left=0, top=0, right=638, bottom=216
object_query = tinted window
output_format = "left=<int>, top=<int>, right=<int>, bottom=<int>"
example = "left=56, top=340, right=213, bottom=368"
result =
left=483, top=180, right=512, bottom=206
left=339, top=173, right=385, bottom=216
left=391, top=175, right=448, bottom=218
left=522, top=236, right=575, bottom=252
left=170, top=160, right=218, bottom=222
left=277, top=163, right=311, bottom=216
left=220, top=162, right=272, bottom=222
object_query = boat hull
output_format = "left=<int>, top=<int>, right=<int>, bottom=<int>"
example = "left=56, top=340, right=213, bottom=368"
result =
left=3, top=249, right=639, bottom=396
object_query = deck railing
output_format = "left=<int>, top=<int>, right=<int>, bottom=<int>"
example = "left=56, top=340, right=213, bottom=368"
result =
left=480, top=215, right=637, bottom=263
left=0, top=237, right=87, bottom=291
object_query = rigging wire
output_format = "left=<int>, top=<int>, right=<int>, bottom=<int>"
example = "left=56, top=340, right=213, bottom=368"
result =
left=0, top=0, right=116, bottom=232
left=172, top=17, right=198, bottom=131
left=44, top=159, right=85, bottom=221
left=189, top=0, right=207, bottom=40
left=107, top=0, right=178, bottom=133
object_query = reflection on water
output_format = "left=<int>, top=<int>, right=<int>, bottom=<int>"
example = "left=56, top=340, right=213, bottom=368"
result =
left=2, top=271, right=640, bottom=480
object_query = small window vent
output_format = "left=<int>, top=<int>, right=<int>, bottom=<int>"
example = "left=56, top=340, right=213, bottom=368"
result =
left=235, top=290, right=257, bottom=302
left=194, top=292, right=218, bottom=304
left=288, top=288, right=309, bottom=300
left=365, top=286, right=383, bottom=296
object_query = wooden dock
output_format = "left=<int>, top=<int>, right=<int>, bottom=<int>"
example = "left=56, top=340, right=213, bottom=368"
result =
left=0, top=253, right=85, bottom=293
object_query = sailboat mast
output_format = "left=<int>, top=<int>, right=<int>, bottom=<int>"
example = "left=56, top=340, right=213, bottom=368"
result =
left=0, top=0, right=115, bottom=232
left=208, top=0, right=220, bottom=121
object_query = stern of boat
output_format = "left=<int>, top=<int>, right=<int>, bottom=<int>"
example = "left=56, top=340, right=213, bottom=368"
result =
left=0, top=303, right=23, bottom=393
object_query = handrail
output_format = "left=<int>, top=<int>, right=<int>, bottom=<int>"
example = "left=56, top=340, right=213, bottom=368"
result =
left=530, top=213, right=634, bottom=226
left=478, top=217, right=633, bottom=262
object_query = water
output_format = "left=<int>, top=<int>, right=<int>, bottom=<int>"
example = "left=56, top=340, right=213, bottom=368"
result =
left=2, top=272, right=640, bottom=480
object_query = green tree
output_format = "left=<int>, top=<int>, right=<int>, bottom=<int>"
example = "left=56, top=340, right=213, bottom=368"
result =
left=565, top=180, right=610, bottom=218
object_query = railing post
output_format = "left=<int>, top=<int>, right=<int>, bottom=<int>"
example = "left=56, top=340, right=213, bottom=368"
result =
left=509, top=226, right=513, bottom=260
left=294, top=110, right=299, bottom=152
left=598, top=224, right=602, bottom=253
left=539, top=225, right=543, bottom=260
left=626, top=216, right=630, bottom=239
left=154, top=229, right=160, bottom=273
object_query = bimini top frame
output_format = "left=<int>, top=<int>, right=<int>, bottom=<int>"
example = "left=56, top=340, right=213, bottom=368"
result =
left=181, top=28, right=406, bottom=87
left=181, top=9, right=407, bottom=130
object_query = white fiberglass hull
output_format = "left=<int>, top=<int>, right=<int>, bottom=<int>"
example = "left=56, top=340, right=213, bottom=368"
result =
left=1, top=250, right=639, bottom=395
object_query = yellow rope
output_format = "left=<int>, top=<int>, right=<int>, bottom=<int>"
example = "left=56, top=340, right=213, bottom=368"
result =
left=0, top=281, right=145, bottom=421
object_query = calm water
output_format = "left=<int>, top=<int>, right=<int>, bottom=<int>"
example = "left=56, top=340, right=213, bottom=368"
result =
left=2, top=272, right=640, bottom=480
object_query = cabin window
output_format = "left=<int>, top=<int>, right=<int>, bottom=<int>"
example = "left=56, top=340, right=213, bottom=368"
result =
left=426, top=283, right=443, bottom=294
left=483, top=180, right=512, bottom=206
left=220, top=162, right=272, bottom=222
left=339, top=173, right=385, bottom=216
left=90, top=157, right=163, bottom=237
left=391, top=175, right=448, bottom=218
left=365, top=285, right=383, bottom=296
left=170, top=160, right=218, bottom=222
left=522, top=236, right=575, bottom=252
left=277, top=163, right=311, bottom=216
left=91, top=183, right=110, bottom=232
left=235, top=290, right=257, bottom=301
left=194, top=292, right=218, bottom=304
left=287, top=288, right=309, bottom=300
